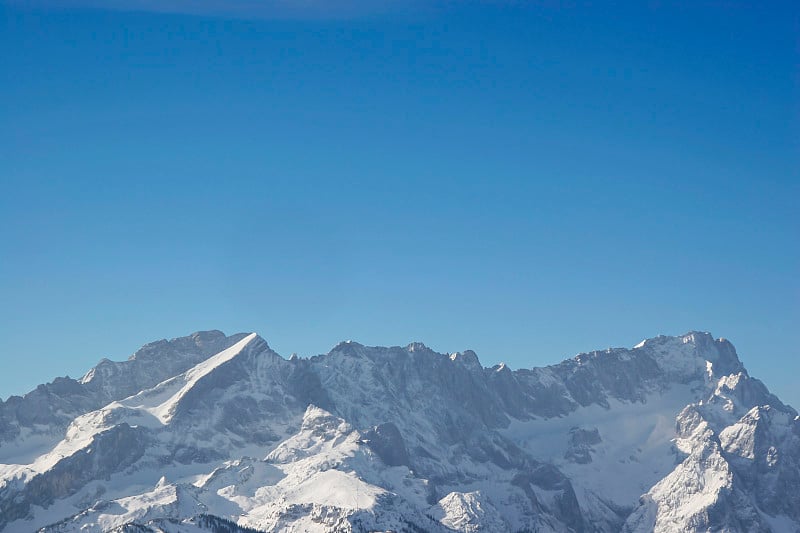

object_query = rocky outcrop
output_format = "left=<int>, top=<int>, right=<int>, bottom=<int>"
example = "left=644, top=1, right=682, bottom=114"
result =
left=0, top=330, right=796, bottom=533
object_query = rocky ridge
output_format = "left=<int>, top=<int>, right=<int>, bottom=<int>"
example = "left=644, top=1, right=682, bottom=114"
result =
left=0, top=330, right=796, bottom=532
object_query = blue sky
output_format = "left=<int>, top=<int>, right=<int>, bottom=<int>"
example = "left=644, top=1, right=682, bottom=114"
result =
left=1, top=1, right=798, bottom=407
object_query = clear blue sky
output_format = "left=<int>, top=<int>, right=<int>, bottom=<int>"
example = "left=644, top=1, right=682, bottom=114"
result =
left=1, top=1, right=798, bottom=407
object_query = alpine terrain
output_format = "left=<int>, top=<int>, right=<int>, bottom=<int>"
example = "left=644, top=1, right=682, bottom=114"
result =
left=0, top=330, right=798, bottom=532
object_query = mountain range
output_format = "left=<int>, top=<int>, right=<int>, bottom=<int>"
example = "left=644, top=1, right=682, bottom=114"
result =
left=0, top=330, right=798, bottom=532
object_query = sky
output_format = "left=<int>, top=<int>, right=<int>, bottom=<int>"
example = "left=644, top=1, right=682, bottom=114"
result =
left=1, top=1, right=798, bottom=407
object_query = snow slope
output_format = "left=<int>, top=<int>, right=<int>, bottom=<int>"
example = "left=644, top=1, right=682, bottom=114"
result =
left=0, top=330, right=797, bottom=532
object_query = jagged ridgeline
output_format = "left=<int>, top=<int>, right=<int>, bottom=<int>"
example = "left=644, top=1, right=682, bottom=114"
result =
left=0, top=330, right=798, bottom=532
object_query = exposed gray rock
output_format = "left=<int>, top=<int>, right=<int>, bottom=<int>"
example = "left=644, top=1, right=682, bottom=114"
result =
left=564, top=427, right=601, bottom=464
left=0, top=330, right=248, bottom=446
left=361, top=422, right=410, bottom=467
left=0, top=330, right=797, bottom=533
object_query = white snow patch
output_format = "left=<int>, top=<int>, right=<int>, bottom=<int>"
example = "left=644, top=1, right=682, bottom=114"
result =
left=504, top=384, right=696, bottom=507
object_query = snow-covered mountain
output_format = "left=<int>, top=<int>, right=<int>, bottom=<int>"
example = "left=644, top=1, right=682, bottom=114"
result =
left=0, top=330, right=797, bottom=532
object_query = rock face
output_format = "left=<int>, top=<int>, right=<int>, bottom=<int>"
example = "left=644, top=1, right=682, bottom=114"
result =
left=564, top=427, right=601, bottom=464
left=0, top=330, right=797, bottom=532
left=0, top=330, right=248, bottom=448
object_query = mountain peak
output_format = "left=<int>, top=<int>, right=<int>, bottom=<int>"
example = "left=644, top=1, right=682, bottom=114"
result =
left=629, top=331, right=744, bottom=380
left=449, top=349, right=482, bottom=371
left=330, top=340, right=365, bottom=355
left=128, top=330, right=251, bottom=362
left=406, top=341, right=430, bottom=352
left=1, top=329, right=795, bottom=533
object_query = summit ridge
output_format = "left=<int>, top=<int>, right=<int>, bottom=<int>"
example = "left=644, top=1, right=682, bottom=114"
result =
left=0, top=330, right=797, bottom=532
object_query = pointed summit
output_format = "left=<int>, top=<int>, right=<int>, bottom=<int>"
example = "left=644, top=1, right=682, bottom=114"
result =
left=450, top=349, right=482, bottom=371
left=632, top=331, right=744, bottom=380
left=1, top=329, right=796, bottom=533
